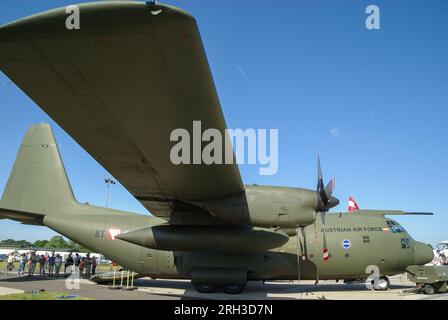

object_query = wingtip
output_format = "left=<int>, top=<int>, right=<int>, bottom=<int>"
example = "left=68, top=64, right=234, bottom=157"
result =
left=406, top=212, right=434, bottom=216
left=0, top=1, right=195, bottom=41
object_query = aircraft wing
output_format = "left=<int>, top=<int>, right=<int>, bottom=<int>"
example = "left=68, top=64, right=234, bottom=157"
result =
left=0, top=2, right=244, bottom=219
left=350, top=210, right=434, bottom=216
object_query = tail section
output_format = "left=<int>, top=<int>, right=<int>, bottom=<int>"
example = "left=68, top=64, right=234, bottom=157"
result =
left=0, top=124, right=77, bottom=220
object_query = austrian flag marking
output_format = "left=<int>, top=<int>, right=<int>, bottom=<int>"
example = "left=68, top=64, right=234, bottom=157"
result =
left=323, top=248, right=330, bottom=261
left=108, top=227, right=122, bottom=240
left=348, top=196, right=360, bottom=212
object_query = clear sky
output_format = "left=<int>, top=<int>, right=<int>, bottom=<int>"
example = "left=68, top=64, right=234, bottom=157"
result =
left=0, top=0, right=447, bottom=246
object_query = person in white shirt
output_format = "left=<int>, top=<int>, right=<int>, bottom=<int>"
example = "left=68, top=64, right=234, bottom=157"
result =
left=6, top=253, right=15, bottom=271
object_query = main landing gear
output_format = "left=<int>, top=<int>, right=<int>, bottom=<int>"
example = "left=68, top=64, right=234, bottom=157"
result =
left=372, top=276, right=390, bottom=291
left=194, top=284, right=247, bottom=294
left=194, top=284, right=217, bottom=293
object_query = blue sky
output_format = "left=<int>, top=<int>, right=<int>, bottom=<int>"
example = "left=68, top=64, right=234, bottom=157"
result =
left=0, top=0, right=447, bottom=245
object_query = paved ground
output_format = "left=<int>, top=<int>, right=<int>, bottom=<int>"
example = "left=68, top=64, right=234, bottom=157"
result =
left=132, top=275, right=432, bottom=300
left=0, top=286, right=24, bottom=296
left=1, top=273, right=446, bottom=300
left=0, top=274, right=181, bottom=300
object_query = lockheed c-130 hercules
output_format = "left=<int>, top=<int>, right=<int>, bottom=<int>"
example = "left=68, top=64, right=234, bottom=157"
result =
left=0, top=1, right=434, bottom=294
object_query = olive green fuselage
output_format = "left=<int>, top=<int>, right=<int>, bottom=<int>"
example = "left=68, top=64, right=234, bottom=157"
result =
left=43, top=203, right=426, bottom=281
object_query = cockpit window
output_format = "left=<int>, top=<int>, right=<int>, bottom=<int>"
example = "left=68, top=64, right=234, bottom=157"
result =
left=386, top=220, right=406, bottom=233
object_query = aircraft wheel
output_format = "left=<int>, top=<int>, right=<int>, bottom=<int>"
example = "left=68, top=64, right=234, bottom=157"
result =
left=223, top=284, right=246, bottom=294
left=373, top=276, right=390, bottom=291
left=194, top=284, right=217, bottom=294
left=423, top=284, right=435, bottom=295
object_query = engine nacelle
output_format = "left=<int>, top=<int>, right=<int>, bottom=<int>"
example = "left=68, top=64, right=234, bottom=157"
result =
left=116, top=225, right=289, bottom=252
left=201, top=185, right=319, bottom=228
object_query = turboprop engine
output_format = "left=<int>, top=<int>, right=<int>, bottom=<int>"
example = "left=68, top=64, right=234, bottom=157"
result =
left=199, top=158, right=340, bottom=229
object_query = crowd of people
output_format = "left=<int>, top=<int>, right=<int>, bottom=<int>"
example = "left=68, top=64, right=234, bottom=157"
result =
left=4, top=251, right=98, bottom=278
left=434, top=252, right=448, bottom=266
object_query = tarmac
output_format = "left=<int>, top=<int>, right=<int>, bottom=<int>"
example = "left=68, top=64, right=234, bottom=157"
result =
left=1, top=272, right=447, bottom=300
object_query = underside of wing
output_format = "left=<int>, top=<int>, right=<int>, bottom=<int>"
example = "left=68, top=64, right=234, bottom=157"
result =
left=0, top=1, right=244, bottom=219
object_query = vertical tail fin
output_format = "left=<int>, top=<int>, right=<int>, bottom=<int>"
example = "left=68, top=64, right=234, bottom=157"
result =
left=0, top=124, right=76, bottom=216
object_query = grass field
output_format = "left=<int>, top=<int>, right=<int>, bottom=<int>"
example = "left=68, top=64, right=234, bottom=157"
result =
left=0, top=291, right=90, bottom=300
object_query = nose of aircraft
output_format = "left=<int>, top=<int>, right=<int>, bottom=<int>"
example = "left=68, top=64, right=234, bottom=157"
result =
left=414, top=242, right=434, bottom=265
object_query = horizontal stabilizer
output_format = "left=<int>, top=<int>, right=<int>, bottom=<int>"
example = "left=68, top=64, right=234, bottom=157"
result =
left=0, top=208, right=44, bottom=225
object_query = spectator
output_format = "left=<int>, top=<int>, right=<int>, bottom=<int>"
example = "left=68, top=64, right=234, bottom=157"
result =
left=6, top=253, right=15, bottom=272
left=92, top=256, right=97, bottom=275
left=48, top=253, right=56, bottom=276
left=85, top=253, right=93, bottom=278
left=54, top=254, right=63, bottom=278
left=25, top=252, right=31, bottom=274
left=44, top=252, right=50, bottom=272
left=79, top=258, right=86, bottom=277
left=17, top=253, right=27, bottom=276
left=74, top=253, right=81, bottom=270
left=38, top=254, right=46, bottom=275
left=28, top=252, right=37, bottom=276
left=65, top=253, right=74, bottom=274
left=440, top=253, right=447, bottom=266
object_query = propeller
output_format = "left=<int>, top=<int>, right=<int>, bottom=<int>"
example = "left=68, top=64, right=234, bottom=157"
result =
left=297, top=157, right=339, bottom=284
left=315, top=157, right=339, bottom=265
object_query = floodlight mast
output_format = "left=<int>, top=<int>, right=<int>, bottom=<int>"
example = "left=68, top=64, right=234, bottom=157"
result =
left=104, top=177, right=116, bottom=208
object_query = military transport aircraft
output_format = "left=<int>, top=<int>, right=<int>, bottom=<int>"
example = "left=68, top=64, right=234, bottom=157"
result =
left=0, top=1, right=434, bottom=294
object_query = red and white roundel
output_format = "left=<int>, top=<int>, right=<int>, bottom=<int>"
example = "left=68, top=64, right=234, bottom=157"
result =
left=108, top=227, right=122, bottom=240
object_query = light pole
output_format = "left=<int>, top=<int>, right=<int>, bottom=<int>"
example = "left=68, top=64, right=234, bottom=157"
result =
left=104, top=177, right=116, bottom=208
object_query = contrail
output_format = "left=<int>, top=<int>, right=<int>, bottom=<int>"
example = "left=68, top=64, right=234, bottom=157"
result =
left=236, top=64, right=250, bottom=84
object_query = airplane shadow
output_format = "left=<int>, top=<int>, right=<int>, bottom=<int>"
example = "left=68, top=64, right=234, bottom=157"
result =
left=0, top=274, right=415, bottom=300
left=0, top=275, right=56, bottom=282
left=133, top=278, right=416, bottom=300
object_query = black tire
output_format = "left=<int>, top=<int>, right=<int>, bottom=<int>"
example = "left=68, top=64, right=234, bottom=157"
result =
left=223, top=284, right=246, bottom=294
left=372, top=276, right=390, bottom=291
left=423, top=284, right=435, bottom=295
left=194, top=284, right=217, bottom=294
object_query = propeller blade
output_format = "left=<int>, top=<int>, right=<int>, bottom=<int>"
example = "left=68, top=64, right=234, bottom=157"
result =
left=317, top=157, right=329, bottom=204
left=317, top=157, right=325, bottom=194
left=324, top=177, right=336, bottom=200
left=316, top=157, right=338, bottom=211
left=321, top=212, right=330, bottom=262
